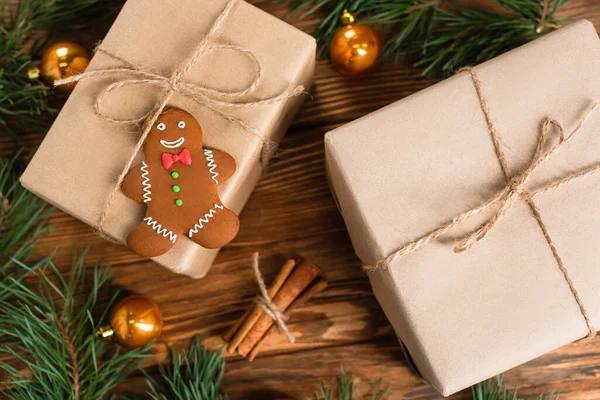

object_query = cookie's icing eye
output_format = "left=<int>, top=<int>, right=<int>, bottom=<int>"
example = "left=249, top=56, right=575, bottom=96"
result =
left=157, top=123, right=166, bottom=131
left=178, top=121, right=186, bottom=129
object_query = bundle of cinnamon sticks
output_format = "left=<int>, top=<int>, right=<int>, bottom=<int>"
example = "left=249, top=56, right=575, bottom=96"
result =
left=223, top=257, right=327, bottom=361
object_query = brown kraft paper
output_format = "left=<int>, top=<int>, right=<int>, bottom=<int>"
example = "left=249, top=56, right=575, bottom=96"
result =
left=20, top=0, right=316, bottom=278
left=325, top=20, right=600, bottom=396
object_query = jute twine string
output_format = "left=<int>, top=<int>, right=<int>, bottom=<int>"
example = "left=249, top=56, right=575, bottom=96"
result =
left=251, top=252, right=295, bottom=343
left=54, top=0, right=304, bottom=240
left=364, top=66, right=599, bottom=339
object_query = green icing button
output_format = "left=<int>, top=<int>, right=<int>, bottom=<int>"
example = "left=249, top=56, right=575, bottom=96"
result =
left=172, top=185, right=181, bottom=193
left=171, top=171, right=179, bottom=179
left=175, top=199, right=183, bottom=207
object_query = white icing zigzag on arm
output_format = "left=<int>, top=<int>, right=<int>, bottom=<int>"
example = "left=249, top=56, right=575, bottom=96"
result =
left=188, top=204, right=224, bottom=237
left=141, top=161, right=152, bottom=203
left=204, top=149, right=219, bottom=184
left=144, top=216, right=177, bottom=243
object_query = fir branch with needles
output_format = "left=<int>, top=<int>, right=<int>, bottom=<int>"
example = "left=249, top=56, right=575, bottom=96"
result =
left=114, top=336, right=227, bottom=400
left=472, top=375, right=558, bottom=400
left=281, top=0, right=589, bottom=77
left=112, top=349, right=558, bottom=400
left=0, top=0, right=125, bottom=136
left=144, top=336, right=227, bottom=400
left=313, top=369, right=389, bottom=400
left=0, top=151, right=53, bottom=299
left=411, top=0, right=569, bottom=76
left=312, top=373, right=558, bottom=400
left=0, top=251, right=153, bottom=400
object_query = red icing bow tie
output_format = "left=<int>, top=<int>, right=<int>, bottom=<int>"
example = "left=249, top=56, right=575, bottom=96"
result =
left=162, top=148, right=192, bottom=169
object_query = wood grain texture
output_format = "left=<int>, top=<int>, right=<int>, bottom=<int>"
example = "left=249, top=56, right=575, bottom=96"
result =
left=7, top=0, right=600, bottom=398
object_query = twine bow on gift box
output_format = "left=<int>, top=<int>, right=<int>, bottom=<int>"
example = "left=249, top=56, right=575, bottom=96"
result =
left=364, top=67, right=600, bottom=339
left=54, top=0, right=304, bottom=238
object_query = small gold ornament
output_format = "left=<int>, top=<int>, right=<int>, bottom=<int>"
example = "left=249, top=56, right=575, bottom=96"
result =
left=36, top=42, right=91, bottom=95
left=330, top=10, right=381, bottom=77
left=96, top=294, right=163, bottom=349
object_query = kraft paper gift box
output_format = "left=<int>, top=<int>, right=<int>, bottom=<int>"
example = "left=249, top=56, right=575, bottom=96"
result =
left=325, top=20, right=600, bottom=396
left=21, top=0, right=315, bottom=278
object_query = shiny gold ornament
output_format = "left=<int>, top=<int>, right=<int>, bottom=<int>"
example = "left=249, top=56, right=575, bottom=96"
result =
left=96, top=294, right=163, bottom=349
left=330, top=10, right=381, bottom=77
left=38, top=42, right=91, bottom=94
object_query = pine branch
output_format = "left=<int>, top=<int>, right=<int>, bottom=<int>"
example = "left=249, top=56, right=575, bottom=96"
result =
left=142, top=336, right=227, bottom=400
left=116, top=336, right=227, bottom=400
left=411, top=0, right=569, bottom=77
left=313, top=369, right=388, bottom=400
left=0, top=151, right=53, bottom=300
left=0, top=0, right=125, bottom=136
left=56, top=316, right=82, bottom=400
left=0, top=250, right=153, bottom=400
left=412, top=6, right=539, bottom=77
left=472, top=375, right=558, bottom=400
left=280, top=0, right=573, bottom=77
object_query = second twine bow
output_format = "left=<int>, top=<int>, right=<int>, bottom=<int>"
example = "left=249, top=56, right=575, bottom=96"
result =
left=55, top=0, right=304, bottom=238
left=251, top=252, right=295, bottom=343
left=365, top=67, right=599, bottom=340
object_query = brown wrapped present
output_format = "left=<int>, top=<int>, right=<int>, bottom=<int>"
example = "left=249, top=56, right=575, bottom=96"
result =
left=21, top=0, right=315, bottom=277
left=325, top=21, right=600, bottom=396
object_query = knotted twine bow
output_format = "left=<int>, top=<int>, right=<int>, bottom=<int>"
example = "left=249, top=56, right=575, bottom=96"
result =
left=251, top=252, right=295, bottom=343
left=55, top=0, right=304, bottom=239
left=364, top=67, right=600, bottom=339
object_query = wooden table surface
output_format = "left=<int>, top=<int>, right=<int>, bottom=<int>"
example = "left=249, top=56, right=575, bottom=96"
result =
left=17, top=1, right=600, bottom=399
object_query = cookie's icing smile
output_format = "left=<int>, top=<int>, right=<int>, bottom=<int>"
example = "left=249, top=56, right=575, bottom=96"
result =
left=160, top=137, right=185, bottom=149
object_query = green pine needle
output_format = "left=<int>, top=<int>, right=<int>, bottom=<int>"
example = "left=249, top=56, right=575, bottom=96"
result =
left=0, top=150, right=53, bottom=300
left=118, top=336, right=227, bottom=400
left=411, top=0, right=569, bottom=77
left=363, top=0, right=439, bottom=63
left=472, top=375, right=558, bottom=400
left=0, top=250, right=153, bottom=400
left=313, top=369, right=389, bottom=400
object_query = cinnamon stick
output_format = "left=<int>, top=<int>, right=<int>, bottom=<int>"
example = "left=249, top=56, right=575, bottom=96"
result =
left=225, top=258, right=296, bottom=353
left=222, top=308, right=251, bottom=342
left=237, top=259, right=321, bottom=357
left=248, top=277, right=328, bottom=361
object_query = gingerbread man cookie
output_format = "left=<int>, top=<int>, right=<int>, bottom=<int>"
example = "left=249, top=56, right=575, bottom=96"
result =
left=121, top=108, right=240, bottom=257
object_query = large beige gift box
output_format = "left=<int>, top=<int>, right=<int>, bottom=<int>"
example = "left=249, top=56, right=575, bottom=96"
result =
left=325, top=21, right=600, bottom=396
left=21, top=0, right=315, bottom=278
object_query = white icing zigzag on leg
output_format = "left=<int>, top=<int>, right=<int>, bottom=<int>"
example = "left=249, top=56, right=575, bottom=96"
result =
left=188, top=204, right=224, bottom=237
left=204, top=149, right=219, bottom=184
left=141, top=161, right=152, bottom=203
left=144, top=216, right=177, bottom=243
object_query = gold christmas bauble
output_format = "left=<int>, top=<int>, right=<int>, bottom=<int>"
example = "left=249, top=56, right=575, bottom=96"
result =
left=39, top=42, right=90, bottom=94
left=97, top=294, right=163, bottom=349
left=330, top=20, right=381, bottom=77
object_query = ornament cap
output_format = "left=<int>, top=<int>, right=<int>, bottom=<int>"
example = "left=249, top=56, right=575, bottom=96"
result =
left=27, top=66, right=40, bottom=80
left=96, top=325, right=115, bottom=339
left=341, top=9, right=356, bottom=25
